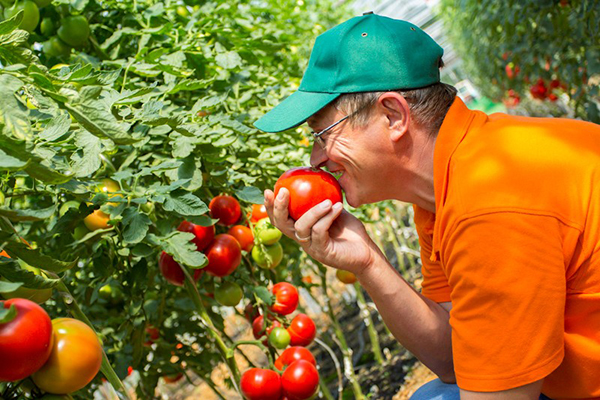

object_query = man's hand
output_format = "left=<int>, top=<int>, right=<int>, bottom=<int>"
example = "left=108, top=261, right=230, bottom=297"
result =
left=264, top=187, right=382, bottom=275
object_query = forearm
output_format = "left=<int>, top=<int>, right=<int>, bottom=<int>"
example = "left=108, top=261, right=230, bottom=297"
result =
left=356, top=250, right=455, bottom=381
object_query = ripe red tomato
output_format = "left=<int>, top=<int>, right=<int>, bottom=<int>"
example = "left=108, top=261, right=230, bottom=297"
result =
left=209, top=195, right=241, bottom=225
left=0, top=298, right=53, bottom=381
left=244, top=303, right=260, bottom=322
left=336, top=270, right=358, bottom=284
left=32, top=318, right=103, bottom=394
left=204, top=234, right=242, bottom=277
left=274, top=167, right=343, bottom=220
left=159, top=252, right=203, bottom=286
left=145, top=325, right=160, bottom=346
left=275, top=346, right=317, bottom=371
left=227, top=225, right=254, bottom=252
left=177, top=220, right=215, bottom=252
left=287, top=313, right=316, bottom=347
left=270, top=282, right=299, bottom=316
left=250, top=203, right=268, bottom=222
left=240, top=368, right=282, bottom=400
left=281, top=360, right=319, bottom=400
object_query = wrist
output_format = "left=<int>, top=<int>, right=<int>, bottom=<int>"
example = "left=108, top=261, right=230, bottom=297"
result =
left=355, top=242, right=387, bottom=281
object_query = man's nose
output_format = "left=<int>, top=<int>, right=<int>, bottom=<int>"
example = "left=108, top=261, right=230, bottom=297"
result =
left=309, top=144, right=328, bottom=168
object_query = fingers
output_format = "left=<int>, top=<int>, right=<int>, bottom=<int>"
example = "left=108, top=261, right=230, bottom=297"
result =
left=263, top=188, right=295, bottom=236
left=310, top=202, right=344, bottom=243
left=293, top=200, right=342, bottom=242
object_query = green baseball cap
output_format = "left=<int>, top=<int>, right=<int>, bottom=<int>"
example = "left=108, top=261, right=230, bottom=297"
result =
left=254, top=13, right=444, bottom=133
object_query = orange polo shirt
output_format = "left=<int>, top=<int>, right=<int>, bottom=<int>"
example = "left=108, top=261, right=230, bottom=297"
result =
left=414, top=97, right=600, bottom=398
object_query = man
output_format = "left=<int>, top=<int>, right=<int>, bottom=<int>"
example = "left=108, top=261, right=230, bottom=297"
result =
left=254, top=13, right=600, bottom=400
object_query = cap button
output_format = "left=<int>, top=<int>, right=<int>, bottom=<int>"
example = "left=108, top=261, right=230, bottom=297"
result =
left=362, top=11, right=374, bottom=15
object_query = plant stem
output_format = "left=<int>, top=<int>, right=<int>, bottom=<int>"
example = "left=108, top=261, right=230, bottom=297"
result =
left=182, top=270, right=242, bottom=394
left=353, top=283, right=384, bottom=365
left=318, top=267, right=364, bottom=400
left=54, top=279, right=131, bottom=400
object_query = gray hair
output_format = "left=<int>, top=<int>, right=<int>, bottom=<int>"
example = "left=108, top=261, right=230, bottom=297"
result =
left=332, top=79, right=457, bottom=136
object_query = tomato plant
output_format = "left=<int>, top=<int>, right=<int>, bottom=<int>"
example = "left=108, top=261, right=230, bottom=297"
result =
left=270, top=282, right=299, bottom=316
left=209, top=195, right=241, bottom=226
left=204, top=234, right=242, bottom=277
left=281, top=360, right=320, bottom=400
left=32, top=318, right=103, bottom=394
left=227, top=225, right=254, bottom=252
left=159, top=252, right=203, bottom=286
left=287, top=313, right=316, bottom=347
left=0, top=298, right=53, bottom=382
left=0, top=260, right=52, bottom=304
left=240, top=368, right=282, bottom=400
left=275, top=347, right=317, bottom=371
left=274, top=167, right=344, bottom=220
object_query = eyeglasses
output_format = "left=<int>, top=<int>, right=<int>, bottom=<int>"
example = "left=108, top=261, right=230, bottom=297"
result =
left=310, top=114, right=350, bottom=149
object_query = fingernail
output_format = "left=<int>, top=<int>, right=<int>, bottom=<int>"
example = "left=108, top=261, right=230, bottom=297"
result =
left=333, top=203, right=342, bottom=211
left=321, top=200, right=332, bottom=209
left=277, top=191, right=284, bottom=200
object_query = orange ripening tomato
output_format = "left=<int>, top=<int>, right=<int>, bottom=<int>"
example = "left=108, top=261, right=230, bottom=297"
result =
left=32, top=318, right=103, bottom=394
left=227, top=225, right=254, bottom=252
left=83, top=209, right=110, bottom=231
left=250, top=203, right=268, bottom=223
left=336, top=270, right=357, bottom=284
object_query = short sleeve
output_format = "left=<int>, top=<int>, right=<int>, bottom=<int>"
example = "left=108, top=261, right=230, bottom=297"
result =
left=413, top=205, right=452, bottom=302
left=443, top=212, right=566, bottom=391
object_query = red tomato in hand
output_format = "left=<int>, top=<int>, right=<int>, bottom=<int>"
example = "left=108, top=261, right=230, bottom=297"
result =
left=270, top=282, right=299, bottom=316
left=209, top=195, right=241, bottom=225
left=250, top=203, right=268, bottom=222
left=287, top=313, right=316, bottom=347
left=275, top=347, right=317, bottom=371
left=204, top=234, right=242, bottom=277
left=159, top=252, right=203, bottom=286
left=32, top=318, right=103, bottom=394
left=240, top=368, right=282, bottom=400
left=0, top=298, right=53, bottom=381
left=227, top=225, right=254, bottom=252
left=281, top=360, right=319, bottom=400
left=177, top=220, right=215, bottom=252
left=274, top=167, right=343, bottom=220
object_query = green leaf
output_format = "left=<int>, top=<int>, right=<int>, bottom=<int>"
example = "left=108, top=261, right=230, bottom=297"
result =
left=0, top=74, right=31, bottom=140
left=122, top=207, right=151, bottom=244
left=0, top=205, right=56, bottom=221
left=215, top=51, right=242, bottom=69
left=39, top=113, right=71, bottom=142
left=253, top=286, right=273, bottom=306
left=0, top=304, right=17, bottom=324
left=0, top=260, right=60, bottom=289
left=70, top=130, right=102, bottom=177
left=4, top=241, right=76, bottom=273
left=0, top=281, right=23, bottom=292
left=163, top=190, right=208, bottom=216
left=235, top=186, right=264, bottom=204
left=0, top=147, right=28, bottom=170
left=0, top=11, right=23, bottom=35
left=160, top=231, right=207, bottom=268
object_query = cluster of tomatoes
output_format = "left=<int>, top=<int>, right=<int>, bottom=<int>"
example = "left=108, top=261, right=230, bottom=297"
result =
left=0, top=298, right=103, bottom=396
left=1, top=0, right=91, bottom=58
left=529, top=78, right=565, bottom=102
left=242, top=282, right=320, bottom=400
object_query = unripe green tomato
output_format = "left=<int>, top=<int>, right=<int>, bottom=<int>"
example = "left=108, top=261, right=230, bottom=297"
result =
left=40, top=16, right=54, bottom=35
left=214, top=281, right=243, bottom=307
left=251, top=242, right=283, bottom=269
left=4, top=0, right=39, bottom=32
left=73, top=224, right=88, bottom=241
left=0, top=263, right=52, bottom=304
left=33, top=0, right=51, bottom=7
left=98, top=284, right=124, bottom=306
left=176, top=5, right=189, bottom=16
left=42, top=36, right=72, bottom=58
left=255, top=218, right=282, bottom=245
left=268, top=327, right=291, bottom=349
left=140, top=201, right=154, bottom=214
left=57, top=15, right=89, bottom=48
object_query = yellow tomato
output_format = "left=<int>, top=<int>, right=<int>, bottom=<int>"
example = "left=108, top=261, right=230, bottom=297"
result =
left=336, top=269, right=358, bottom=284
left=83, top=210, right=110, bottom=231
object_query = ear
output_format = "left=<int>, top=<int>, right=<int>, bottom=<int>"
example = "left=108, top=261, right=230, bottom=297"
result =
left=377, top=92, right=410, bottom=142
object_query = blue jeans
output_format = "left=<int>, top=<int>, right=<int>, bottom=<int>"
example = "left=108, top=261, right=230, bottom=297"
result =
left=410, top=379, right=553, bottom=400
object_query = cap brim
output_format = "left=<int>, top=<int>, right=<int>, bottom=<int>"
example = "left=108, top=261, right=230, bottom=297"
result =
left=254, top=90, right=341, bottom=133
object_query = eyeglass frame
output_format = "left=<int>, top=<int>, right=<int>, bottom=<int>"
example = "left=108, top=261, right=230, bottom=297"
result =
left=309, top=99, right=377, bottom=149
